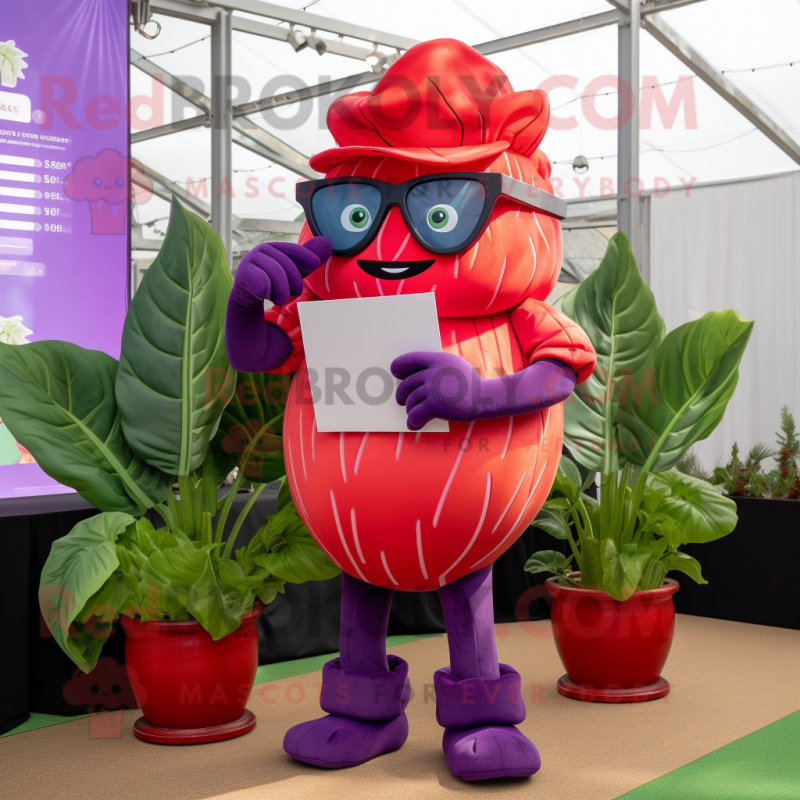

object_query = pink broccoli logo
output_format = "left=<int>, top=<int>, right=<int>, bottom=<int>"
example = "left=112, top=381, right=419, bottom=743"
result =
left=65, top=149, right=151, bottom=234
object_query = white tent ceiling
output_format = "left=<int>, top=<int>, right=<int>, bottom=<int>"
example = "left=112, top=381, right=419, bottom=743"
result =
left=130, top=0, right=800, bottom=240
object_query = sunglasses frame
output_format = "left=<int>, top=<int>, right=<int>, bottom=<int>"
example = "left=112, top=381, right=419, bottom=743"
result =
left=295, top=172, right=568, bottom=257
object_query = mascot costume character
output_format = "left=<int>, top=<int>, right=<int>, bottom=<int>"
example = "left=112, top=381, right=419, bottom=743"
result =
left=226, top=39, right=597, bottom=782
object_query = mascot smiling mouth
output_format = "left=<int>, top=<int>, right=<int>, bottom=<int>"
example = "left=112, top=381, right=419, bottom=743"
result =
left=356, top=259, right=435, bottom=280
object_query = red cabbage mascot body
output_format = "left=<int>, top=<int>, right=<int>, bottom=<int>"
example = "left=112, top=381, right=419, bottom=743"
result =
left=226, top=40, right=596, bottom=782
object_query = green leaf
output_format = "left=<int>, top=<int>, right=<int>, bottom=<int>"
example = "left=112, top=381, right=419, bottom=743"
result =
left=185, top=557, right=247, bottom=639
left=639, top=555, right=668, bottom=590
left=141, top=538, right=244, bottom=639
left=142, top=538, right=207, bottom=587
left=524, top=550, right=573, bottom=576
left=0, top=342, right=168, bottom=513
left=560, top=451, right=596, bottom=494
left=257, top=504, right=340, bottom=583
left=116, top=197, right=234, bottom=476
left=558, top=455, right=582, bottom=490
left=649, top=470, right=738, bottom=543
left=217, top=557, right=253, bottom=590
left=581, top=494, right=601, bottom=534
left=70, top=573, right=134, bottom=670
left=125, top=517, right=178, bottom=557
left=556, top=232, right=666, bottom=472
left=531, top=505, right=571, bottom=540
left=217, top=555, right=246, bottom=587
left=602, top=555, right=625, bottom=600
left=218, top=557, right=271, bottom=592
left=257, top=587, right=279, bottom=605
left=662, top=551, right=707, bottom=585
left=601, top=539, right=651, bottom=601
left=217, top=557, right=285, bottom=611
left=211, top=371, right=292, bottom=484
left=618, top=310, right=753, bottom=471
left=39, top=512, right=135, bottom=671
left=620, top=548, right=651, bottom=592
left=646, top=536, right=669, bottom=560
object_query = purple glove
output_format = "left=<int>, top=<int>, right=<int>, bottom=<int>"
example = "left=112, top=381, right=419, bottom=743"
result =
left=225, top=237, right=332, bottom=373
left=391, top=351, right=577, bottom=431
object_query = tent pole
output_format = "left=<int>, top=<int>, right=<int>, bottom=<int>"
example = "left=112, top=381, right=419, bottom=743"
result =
left=211, top=8, right=233, bottom=270
left=617, top=0, right=642, bottom=265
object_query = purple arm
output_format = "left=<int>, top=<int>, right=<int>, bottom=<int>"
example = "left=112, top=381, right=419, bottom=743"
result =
left=391, top=351, right=577, bottom=431
left=225, top=238, right=332, bottom=373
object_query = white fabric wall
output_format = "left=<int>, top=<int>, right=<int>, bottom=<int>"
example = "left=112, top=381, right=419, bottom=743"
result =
left=649, top=171, right=800, bottom=473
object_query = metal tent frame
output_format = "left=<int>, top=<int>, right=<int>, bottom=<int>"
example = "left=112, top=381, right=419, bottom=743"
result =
left=133, top=0, right=800, bottom=270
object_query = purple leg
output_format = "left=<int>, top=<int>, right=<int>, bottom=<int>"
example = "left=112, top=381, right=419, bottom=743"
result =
left=436, top=566, right=541, bottom=782
left=339, top=572, right=390, bottom=673
left=283, top=573, right=410, bottom=769
left=437, top=565, right=500, bottom=681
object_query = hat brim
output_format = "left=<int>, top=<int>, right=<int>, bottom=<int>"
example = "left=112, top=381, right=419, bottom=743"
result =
left=309, top=141, right=510, bottom=173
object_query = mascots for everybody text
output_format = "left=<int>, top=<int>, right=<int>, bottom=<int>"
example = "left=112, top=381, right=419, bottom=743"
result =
left=226, top=39, right=596, bottom=782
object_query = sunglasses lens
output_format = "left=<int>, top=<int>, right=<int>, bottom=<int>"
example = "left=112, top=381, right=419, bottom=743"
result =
left=310, top=183, right=381, bottom=253
left=407, top=179, right=487, bottom=251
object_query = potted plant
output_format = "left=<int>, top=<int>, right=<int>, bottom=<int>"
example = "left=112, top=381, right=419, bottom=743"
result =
left=672, top=409, right=800, bottom=629
left=0, top=198, right=339, bottom=743
left=709, top=406, right=799, bottom=501
left=524, top=232, right=752, bottom=702
left=710, top=442, right=773, bottom=497
left=765, top=406, right=800, bottom=499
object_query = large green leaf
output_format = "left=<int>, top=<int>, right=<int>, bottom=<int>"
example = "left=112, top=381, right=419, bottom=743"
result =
left=186, top=556, right=248, bottom=639
left=601, top=540, right=651, bottom=601
left=618, top=310, right=753, bottom=471
left=116, top=197, right=234, bottom=476
left=649, top=470, right=738, bottom=544
left=211, top=370, right=292, bottom=484
left=141, top=538, right=245, bottom=638
left=0, top=341, right=168, bottom=513
left=257, top=504, right=341, bottom=583
left=39, top=512, right=135, bottom=671
left=531, top=506, right=571, bottom=540
left=638, top=537, right=669, bottom=590
left=556, top=233, right=665, bottom=472
left=68, top=573, right=133, bottom=671
left=523, top=550, right=573, bottom=576
left=662, top=551, right=707, bottom=585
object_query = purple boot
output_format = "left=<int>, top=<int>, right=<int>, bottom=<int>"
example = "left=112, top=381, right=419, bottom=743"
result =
left=283, top=574, right=410, bottom=768
left=436, top=566, right=541, bottom=781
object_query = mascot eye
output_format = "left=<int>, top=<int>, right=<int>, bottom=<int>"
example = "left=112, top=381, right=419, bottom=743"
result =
left=92, top=178, right=102, bottom=188
left=114, top=178, right=125, bottom=188
left=426, top=204, right=458, bottom=233
left=341, top=204, right=371, bottom=232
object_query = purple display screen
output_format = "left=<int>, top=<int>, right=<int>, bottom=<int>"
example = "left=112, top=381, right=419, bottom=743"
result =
left=0, top=0, right=129, bottom=500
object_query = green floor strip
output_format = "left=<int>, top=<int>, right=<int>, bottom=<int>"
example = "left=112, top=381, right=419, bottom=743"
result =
left=616, top=711, right=800, bottom=800
left=1, top=633, right=440, bottom=739
left=1, top=711, right=91, bottom=738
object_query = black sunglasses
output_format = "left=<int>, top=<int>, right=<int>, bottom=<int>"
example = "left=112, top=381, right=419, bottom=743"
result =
left=295, top=172, right=567, bottom=257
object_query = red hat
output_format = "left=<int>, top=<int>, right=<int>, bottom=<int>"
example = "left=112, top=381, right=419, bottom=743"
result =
left=310, top=39, right=550, bottom=172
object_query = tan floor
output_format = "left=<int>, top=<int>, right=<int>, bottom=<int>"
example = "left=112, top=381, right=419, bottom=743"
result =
left=2, top=615, right=799, bottom=800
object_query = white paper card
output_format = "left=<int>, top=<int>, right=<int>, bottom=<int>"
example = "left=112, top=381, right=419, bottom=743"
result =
left=297, top=293, right=449, bottom=433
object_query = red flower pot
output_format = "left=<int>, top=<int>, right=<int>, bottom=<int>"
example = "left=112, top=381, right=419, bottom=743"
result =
left=545, top=575, right=679, bottom=703
left=120, top=605, right=261, bottom=744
